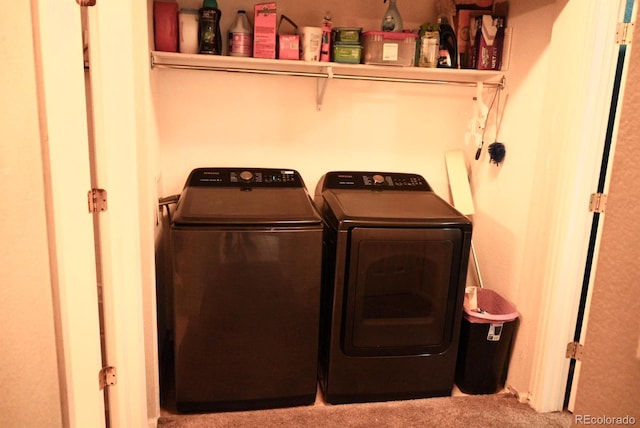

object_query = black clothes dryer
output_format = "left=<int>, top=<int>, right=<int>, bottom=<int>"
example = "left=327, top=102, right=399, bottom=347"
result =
left=171, top=168, right=323, bottom=412
left=314, top=171, right=472, bottom=404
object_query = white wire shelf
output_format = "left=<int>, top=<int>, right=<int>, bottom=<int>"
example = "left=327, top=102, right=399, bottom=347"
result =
left=150, top=51, right=506, bottom=109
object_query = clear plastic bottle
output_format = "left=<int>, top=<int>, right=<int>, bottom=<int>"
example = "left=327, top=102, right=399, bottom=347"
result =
left=381, top=0, right=403, bottom=32
left=228, top=10, right=253, bottom=57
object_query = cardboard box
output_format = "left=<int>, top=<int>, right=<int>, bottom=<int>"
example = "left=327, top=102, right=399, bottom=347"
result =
left=278, top=35, right=299, bottom=59
left=456, top=6, right=494, bottom=69
left=277, top=15, right=299, bottom=60
left=253, top=2, right=277, bottom=59
left=472, top=15, right=505, bottom=70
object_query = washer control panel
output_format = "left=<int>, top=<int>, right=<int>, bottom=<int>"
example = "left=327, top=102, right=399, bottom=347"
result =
left=187, top=168, right=304, bottom=188
left=322, top=171, right=431, bottom=191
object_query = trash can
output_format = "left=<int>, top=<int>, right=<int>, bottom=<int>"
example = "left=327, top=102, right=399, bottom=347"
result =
left=455, top=287, right=519, bottom=394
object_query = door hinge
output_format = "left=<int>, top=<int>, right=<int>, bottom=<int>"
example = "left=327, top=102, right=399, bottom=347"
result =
left=99, top=366, right=117, bottom=390
left=88, top=188, right=108, bottom=213
left=616, top=22, right=634, bottom=45
left=589, top=192, right=608, bottom=213
left=566, top=342, right=584, bottom=361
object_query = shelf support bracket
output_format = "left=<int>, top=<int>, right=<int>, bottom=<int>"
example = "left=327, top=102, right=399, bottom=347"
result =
left=317, top=66, right=333, bottom=111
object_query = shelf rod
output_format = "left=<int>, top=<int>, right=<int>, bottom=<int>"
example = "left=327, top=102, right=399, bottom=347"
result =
left=152, top=63, right=327, bottom=78
left=333, top=73, right=503, bottom=88
left=152, top=61, right=504, bottom=89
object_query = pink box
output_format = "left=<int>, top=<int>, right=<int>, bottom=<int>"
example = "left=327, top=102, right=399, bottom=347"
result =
left=277, top=14, right=299, bottom=60
left=253, top=2, right=277, bottom=59
left=278, top=35, right=299, bottom=60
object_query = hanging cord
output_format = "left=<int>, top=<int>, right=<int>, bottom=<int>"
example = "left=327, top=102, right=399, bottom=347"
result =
left=488, top=83, right=509, bottom=165
left=469, top=85, right=502, bottom=288
left=475, top=85, right=501, bottom=160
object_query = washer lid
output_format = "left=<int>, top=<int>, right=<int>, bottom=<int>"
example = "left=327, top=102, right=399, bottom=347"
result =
left=317, top=171, right=470, bottom=225
left=324, top=190, right=467, bottom=223
left=173, top=168, right=322, bottom=225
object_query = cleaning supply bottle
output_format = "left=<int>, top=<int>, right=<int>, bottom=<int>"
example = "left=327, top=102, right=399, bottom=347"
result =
left=199, top=0, right=222, bottom=55
left=320, top=13, right=333, bottom=62
left=437, top=18, right=458, bottom=68
left=228, top=10, right=253, bottom=57
left=381, top=0, right=403, bottom=32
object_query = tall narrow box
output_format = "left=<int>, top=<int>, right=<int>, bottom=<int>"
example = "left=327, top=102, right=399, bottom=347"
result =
left=472, top=15, right=505, bottom=70
left=253, top=2, right=277, bottom=59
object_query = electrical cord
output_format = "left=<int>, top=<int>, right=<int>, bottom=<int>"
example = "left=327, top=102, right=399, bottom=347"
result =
left=158, top=194, right=180, bottom=225
left=488, top=85, right=509, bottom=166
left=475, top=85, right=501, bottom=160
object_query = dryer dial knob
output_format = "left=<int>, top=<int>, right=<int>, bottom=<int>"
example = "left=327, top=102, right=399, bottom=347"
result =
left=239, top=171, right=254, bottom=181
left=372, top=174, right=385, bottom=184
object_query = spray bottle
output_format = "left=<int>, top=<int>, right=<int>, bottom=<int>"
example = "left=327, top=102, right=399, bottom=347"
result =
left=381, top=0, right=403, bottom=32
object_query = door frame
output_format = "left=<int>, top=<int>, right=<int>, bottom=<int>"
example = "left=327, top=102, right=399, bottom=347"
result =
left=527, top=0, right=635, bottom=413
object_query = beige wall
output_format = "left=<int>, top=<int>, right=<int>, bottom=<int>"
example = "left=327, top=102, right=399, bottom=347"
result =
left=0, top=2, right=63, bottom=427
left=573, top=17, right=640, bottom=419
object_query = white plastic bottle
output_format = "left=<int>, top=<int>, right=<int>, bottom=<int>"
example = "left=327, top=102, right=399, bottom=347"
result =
left=228, top=10, right=253, bottom=57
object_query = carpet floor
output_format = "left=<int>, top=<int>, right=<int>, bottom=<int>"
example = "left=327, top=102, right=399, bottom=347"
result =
left=158, top=390, right=572, bottom=427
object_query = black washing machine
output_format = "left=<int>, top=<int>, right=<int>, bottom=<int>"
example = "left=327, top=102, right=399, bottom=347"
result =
left=314, top=171, right=472, bottom=404
left=171, top=167, right=323, bottom=412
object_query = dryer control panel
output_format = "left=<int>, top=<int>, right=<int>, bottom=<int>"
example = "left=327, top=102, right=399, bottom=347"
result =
left=321, top=171, right=432, bottom=191
left=186, top=168, right=305, bottom=188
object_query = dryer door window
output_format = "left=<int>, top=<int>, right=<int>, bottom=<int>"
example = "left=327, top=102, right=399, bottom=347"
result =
left=342, top=227, right=464, bottom=357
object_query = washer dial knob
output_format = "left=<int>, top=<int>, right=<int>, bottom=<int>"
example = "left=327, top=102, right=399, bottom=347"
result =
left=372, top=174, right=385, bottom=184
left=239, top=170, right=254, bottom=181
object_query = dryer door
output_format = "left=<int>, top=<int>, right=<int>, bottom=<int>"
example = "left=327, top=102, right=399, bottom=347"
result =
left=343, top=227, right=464, bottom=356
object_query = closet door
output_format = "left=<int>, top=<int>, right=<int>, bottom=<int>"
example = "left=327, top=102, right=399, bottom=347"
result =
left=84, top=0, right=157, bottom=426
left=34, top=0, right=105, bottom=426
left=36, top=0, right=155, bottom=426
left=570, top=4, right=639, bottom=419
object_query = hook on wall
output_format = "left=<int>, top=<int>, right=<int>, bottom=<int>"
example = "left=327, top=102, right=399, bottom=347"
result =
left=76, top=0, right=97, bottom=6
